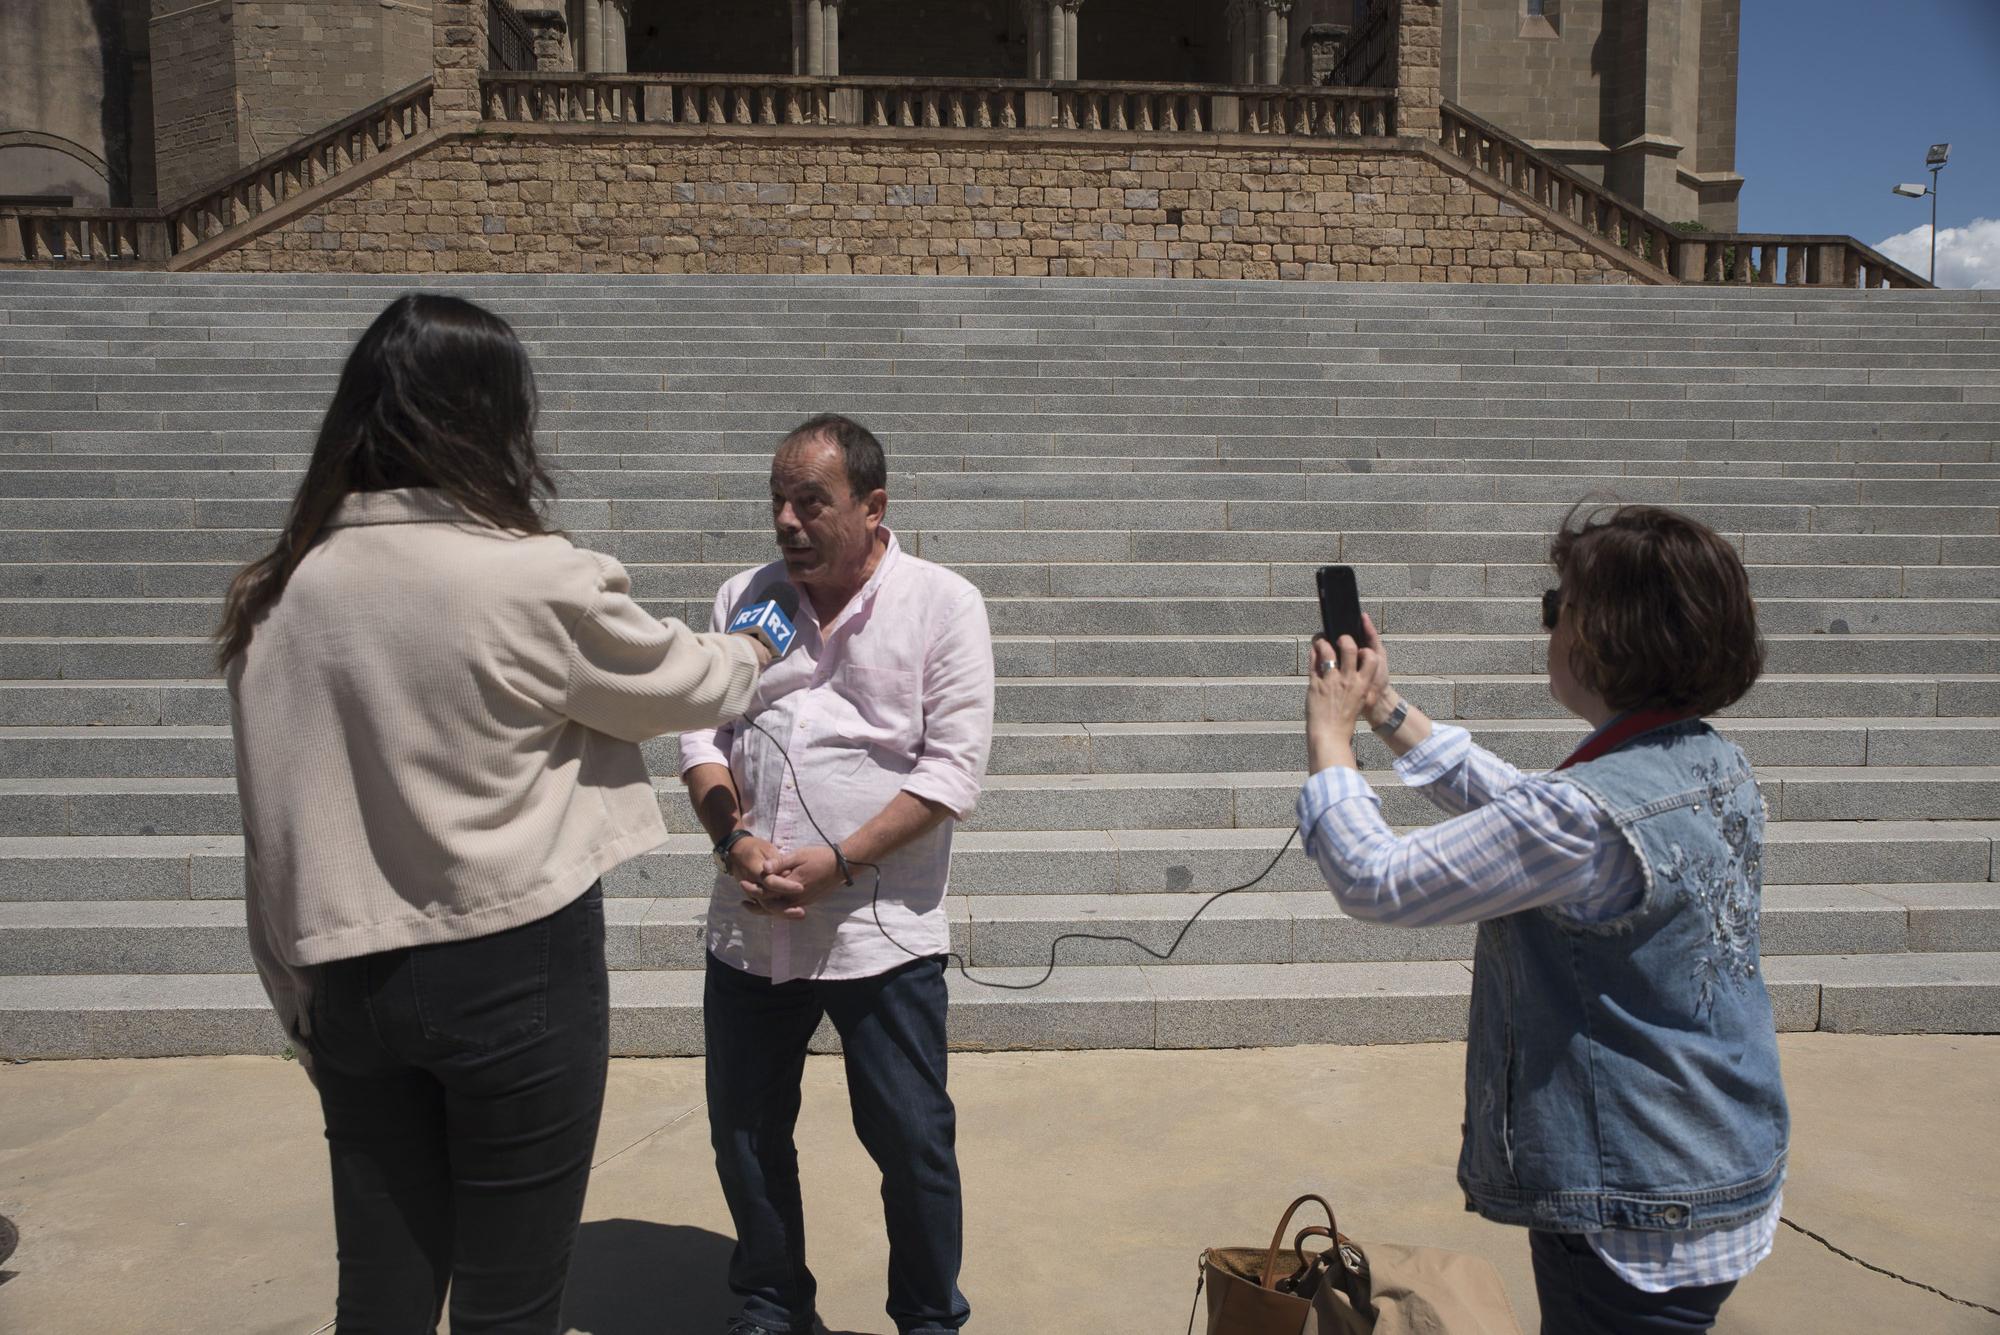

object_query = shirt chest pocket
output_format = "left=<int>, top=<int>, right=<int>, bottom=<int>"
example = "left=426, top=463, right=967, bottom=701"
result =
left=820, top=660, right=922, bottom=759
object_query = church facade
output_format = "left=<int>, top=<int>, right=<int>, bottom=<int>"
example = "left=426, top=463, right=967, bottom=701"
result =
left=3, top=0, right=1740, bottom=230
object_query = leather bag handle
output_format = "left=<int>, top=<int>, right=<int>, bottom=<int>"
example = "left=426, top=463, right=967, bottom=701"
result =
left=1257, top=1194, right=1340, bottom=1290
left=1284, top=1225, right=1340, bottom=1291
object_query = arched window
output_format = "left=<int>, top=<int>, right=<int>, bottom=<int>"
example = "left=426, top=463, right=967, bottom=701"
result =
left=0, top=132, right=112, bottom=210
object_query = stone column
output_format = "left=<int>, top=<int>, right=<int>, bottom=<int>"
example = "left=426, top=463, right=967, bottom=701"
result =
left=432, top=0, right=492, bottom=127
left=1230, top=0, right=1258, bottom=84
left=1059, top=0, right=1082, bottom=80
left=603, top=0, right=628, bottom=73
left=1048, top=0, right=1067, bottom=81
left=822, top=0, right=841, bottom=76
left=1027, top=0, right=1048, bottom=77
left=1393, top=0, right=1442, bottom=137
left=1260, top=0, right=1291, bottom=84
left=1301, top=23, right=1348, bottom=85
left=516, top=8, right=573, bottom=70
left=792, top=0, right=808, bottom=72
left=578, top=0, right=603, bottom=71
left=805, top=0, right=825, bottom=73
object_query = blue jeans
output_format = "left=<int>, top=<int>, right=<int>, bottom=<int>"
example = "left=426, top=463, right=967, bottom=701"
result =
left=704, top=952, right=969, bottom=1335
left=306, top=883, right=610, bottom=1334
left=1530, top=1230, right=1738, bottom=1335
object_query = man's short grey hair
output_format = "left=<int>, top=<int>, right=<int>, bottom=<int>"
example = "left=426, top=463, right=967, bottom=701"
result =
left=780, top=414, right=888, bottom=499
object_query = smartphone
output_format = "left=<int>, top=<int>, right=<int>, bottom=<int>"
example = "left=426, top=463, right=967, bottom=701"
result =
left=1315, top=565, right=1368, bottom=649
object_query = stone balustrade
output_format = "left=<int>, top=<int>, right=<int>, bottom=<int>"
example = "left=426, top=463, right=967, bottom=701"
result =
left=0, top=78, right=436, bottom=267
left=1673, top=234, right=1927, bottom=289
left=479, top=72, right=1397, bottom=140
left=1437, top=103, right=1929, bottom=289
left=165, top=80, right=436, bottom=255
left=1439, top=104, right=1679, bottom=279
left=0, top=210, right=168, bottom=265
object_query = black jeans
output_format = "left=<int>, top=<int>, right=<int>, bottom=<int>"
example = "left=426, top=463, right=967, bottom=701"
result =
left=1530, top=1230, right=1738, bottom=1335
left=704, top=952, right=970, bottom=1335
left=305, top=884, right=610, bottom=1335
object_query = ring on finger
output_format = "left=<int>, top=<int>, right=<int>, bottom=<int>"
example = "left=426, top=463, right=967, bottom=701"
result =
left=1316, top=658, right=1335, bottom=675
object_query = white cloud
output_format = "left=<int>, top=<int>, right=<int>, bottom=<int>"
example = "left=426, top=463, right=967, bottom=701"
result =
left=1873, top=216, right=2000, bottom=289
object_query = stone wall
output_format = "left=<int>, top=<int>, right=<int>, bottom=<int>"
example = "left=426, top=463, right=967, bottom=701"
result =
left=1441, top=0, right=1739, bottom=228
left=150, top=0, right=241, bottom=203
left=151, top=0, right=435, bottom=205
left=1446, top=0, right=1607, bottom=161
left=204, top=129, right=1637, bottom=282
left=0, top=0, right=152, bottom=208
left=1693, top=0, right=1740, bottom=230
left=234, top=0, right=434, bottom=158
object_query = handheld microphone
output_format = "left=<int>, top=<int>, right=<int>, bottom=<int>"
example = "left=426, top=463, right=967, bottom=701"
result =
left=728, top=581, right=801, bottom=659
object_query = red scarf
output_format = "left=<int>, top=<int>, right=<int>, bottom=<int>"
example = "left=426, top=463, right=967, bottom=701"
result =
left=1554, top=708, right=1698, bottom=771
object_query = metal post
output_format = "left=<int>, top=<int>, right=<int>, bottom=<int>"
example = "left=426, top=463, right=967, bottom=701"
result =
left=1929, top=162, right=1941, bottom=285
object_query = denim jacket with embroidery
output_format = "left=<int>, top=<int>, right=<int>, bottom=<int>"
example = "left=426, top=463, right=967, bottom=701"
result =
left=1458, top=719, right=1790, bottom=1232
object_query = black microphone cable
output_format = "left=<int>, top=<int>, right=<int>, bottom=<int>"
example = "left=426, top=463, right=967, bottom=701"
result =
left=741, top=718, right=1300, bottom=990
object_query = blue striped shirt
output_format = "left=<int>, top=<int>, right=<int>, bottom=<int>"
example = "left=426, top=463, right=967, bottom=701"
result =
left=1296, top=722, right=1779, bottom=1293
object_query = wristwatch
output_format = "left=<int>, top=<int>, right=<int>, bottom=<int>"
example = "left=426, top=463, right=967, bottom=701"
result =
left=713, top=829, right=755, bottom=872
left=1370, top=698, right=1410, bottom=738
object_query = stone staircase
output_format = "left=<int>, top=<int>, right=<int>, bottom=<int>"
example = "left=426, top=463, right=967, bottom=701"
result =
left=2, top=273, right=1997, bottom=1058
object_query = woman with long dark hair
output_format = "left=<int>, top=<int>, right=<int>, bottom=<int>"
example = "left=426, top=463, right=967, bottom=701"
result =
left=1300, top=504, right=1789, bottom=1334
left=222, top=294, right=768, bottom=1332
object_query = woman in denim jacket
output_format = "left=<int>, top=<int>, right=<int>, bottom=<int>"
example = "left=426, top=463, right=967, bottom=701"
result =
left=1299, top=505, right=1789, bottom=1335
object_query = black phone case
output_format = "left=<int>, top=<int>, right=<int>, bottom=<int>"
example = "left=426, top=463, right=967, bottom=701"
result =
left=1316, top=565, right=1367, bottom=646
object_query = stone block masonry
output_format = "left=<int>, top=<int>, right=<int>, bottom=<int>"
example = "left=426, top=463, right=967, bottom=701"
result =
left=150, top=0, right=241, bottom=204
left=205, top=131, right=1636, bottom=281
left=149, top=0, right=437, bottom=206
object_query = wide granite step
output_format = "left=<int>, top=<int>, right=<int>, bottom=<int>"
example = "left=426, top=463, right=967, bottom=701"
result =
left=0, top=821, right=1991, bottom=905
left=5, top=884, right=1997, bottom=979
left=5, top=952, right=1998, bottom=1058
left=3, top=765, right=1994, bottom=837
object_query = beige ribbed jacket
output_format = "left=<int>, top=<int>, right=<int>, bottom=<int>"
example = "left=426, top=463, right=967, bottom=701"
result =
left=228, top=488, right=761, bottom=1043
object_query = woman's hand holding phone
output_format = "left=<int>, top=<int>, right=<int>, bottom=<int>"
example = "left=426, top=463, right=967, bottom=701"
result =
left=1306, top=613, right=1386, bottom=774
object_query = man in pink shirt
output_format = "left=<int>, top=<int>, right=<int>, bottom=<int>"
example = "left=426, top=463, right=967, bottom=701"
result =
left=680, top=415, right=994, bottom=1335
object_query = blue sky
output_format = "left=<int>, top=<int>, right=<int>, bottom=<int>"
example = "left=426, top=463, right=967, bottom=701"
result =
left=1736, top=0, right=2000, bottom=285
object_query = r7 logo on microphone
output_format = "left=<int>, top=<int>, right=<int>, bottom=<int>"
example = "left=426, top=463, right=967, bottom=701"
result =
left=728, top=599, right=799, bottom=658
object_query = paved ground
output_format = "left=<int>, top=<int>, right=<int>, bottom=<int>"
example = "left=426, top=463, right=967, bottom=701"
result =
left=1, top=1034, right=1996, bottom=1334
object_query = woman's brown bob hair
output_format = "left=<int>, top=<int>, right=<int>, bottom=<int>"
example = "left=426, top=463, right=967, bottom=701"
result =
left=1550, top=503, right=1765, bottom=717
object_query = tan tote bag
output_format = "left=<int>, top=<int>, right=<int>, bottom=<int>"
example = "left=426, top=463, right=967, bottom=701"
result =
left=1192, top=1195, right=1523, bottom=1335
left=1306, top=1236, right=1523, bottom=1335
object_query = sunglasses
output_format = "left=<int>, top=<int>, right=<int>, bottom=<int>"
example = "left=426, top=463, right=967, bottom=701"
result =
left=1541, top=588, right=1562, bottom=631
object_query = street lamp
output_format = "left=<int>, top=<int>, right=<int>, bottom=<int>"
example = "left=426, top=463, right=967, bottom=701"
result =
left=1891, top=143, right=1950, bottom=284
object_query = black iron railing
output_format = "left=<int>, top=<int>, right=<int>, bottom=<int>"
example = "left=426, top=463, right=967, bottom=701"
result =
left=1330, top=0, right=1396, bottom=87
left=488, top=0, right=537, bottom=72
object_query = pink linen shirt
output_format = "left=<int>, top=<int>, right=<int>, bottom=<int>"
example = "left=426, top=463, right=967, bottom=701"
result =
left=678, top=529, right=994, bottom=982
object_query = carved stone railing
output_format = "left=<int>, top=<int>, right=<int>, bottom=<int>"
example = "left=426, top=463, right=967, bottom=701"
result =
left=480, top=72, right=1396, bottom=138
left=0, top=208, right=169, bottom=265
left=1670, top=233, right=1927, bottom=289
left=1437, top=103, right=1930, bottom=288
left=165, top=78, right=435, bottom=254
left=0, top=77, right=435, bottom=266
left=1439, top=103, right=1680, bottom=275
